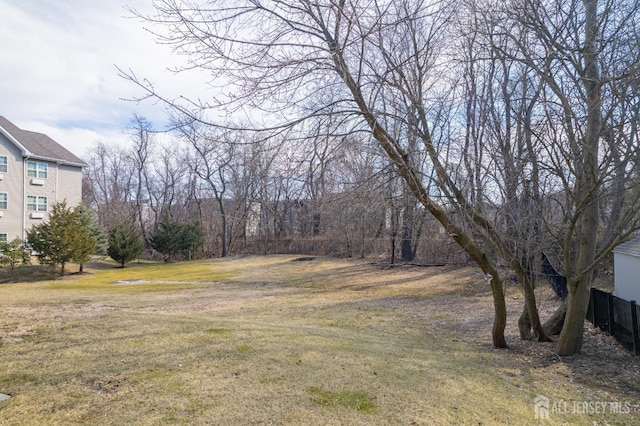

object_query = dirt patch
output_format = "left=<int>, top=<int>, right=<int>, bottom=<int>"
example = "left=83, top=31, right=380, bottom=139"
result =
left=292, top=257, right=316, bottom=261
left=362, top=264, right=640, bottom=399
left=81, top=377, right=128, bottom=395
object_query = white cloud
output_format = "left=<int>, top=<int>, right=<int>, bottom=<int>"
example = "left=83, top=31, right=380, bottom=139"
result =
left=0, top=0, right=215, bottom=159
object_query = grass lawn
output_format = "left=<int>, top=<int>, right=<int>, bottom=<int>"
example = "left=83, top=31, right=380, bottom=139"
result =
left=1, top=255, right=639, bottom=425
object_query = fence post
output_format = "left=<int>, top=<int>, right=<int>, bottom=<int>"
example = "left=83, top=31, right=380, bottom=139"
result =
left=631, top=300, right=640, bottom=356
left=607, top=292, right=615, bottom=335
left=589, top=287, right=597, bottom=325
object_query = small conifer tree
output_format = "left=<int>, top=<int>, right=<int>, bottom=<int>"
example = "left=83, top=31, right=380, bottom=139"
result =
left=107, top=221, right=145, bottom=267
left=150, top=212, right=204, bottom=262
left=27, top=201, right=95, bottom=276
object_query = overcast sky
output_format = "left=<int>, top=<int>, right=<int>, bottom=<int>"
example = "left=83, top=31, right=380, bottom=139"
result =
left=0, top=0, right=210, bottom=159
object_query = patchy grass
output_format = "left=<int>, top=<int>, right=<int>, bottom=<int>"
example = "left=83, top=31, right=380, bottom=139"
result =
left=308, top=387, right=377, bottom=413
left=0, top=255, right=639, bottom=425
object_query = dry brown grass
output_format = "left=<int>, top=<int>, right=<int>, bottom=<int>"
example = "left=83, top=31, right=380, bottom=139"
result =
left=0, top=255, right=639, bottom=425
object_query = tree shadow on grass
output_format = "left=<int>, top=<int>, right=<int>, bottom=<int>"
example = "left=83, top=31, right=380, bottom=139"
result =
left=0, top=264, right=58, bottom=283
left=0, top=257, right=126, bottom=283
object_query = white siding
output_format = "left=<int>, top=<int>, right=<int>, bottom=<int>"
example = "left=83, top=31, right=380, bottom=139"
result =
left=614, top=253, right=640, bottom=302
left=56, top=164, right=83, bottom=206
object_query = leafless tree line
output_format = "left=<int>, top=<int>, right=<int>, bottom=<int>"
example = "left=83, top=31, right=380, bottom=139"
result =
left=82, top=114, right=448, bottom=262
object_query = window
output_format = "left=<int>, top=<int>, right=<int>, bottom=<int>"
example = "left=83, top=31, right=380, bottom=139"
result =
left=0, top=156, right=7, bottom=173
left=27, top=161, right=48, bottom=179
left=27, top=195, right=47, bottom=212
left=0, top=234, right=6, bottom=243
left=0, top=193, right=7, bottom=210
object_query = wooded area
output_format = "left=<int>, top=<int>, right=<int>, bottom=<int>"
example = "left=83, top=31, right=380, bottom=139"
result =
left=83, top=121, right=460, bottom=263
left=80, top=0, right=640, bottom=355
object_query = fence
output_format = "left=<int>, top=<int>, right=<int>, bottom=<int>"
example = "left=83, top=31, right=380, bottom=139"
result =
left=586, top=287, right=640, bottom=356
left=238, top=236, right=470, bottom=265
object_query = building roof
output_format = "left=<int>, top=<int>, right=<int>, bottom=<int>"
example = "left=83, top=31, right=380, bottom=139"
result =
left=614, top=238, right=640, bottom=258
left=0, top=116, right=86, bottom=167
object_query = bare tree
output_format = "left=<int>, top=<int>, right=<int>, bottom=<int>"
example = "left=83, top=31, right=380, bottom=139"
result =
left=129, top=115, right=155, bottom=245
left=334, top=135, right=388, bottom=258
left=150, top=145, right=191, bottom=223
left=176, top=119, right=234, bottom=257
left=456, top=5, right=548, bottom=339
left=123, top=0, right=511, bottom=348
left=121, top=0, right=640, bottom=353
left=485, top=0, right=640, bottom=354
left=83, top=142, right=137, bottom=229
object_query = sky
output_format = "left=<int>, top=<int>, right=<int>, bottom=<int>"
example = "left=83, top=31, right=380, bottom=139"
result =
left=0, top=0, right=212, bottom=159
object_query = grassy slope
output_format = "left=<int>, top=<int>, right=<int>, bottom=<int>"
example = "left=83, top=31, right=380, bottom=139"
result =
left=0, top=256, right=638, bottom=425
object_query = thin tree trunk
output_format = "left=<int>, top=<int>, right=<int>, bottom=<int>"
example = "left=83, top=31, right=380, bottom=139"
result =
left=518, top=306, right=532, bottom=340
left=521, top=272, right=553, bottom=341
left=218, top=197, right=227, bottom=258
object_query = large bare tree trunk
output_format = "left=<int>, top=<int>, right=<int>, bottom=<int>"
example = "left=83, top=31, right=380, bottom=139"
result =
left=557, top=277, right=593, bottom=354
left=556, top=0, right=601, bottom=355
